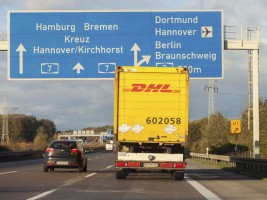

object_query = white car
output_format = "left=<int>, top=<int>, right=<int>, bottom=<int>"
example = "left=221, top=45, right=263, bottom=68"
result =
left=105, top=141, right=114, bottom=152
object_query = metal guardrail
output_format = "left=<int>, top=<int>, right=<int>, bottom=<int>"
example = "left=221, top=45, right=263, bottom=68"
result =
left=190, top=152, right=267, bottom=174
left=0, top=151, right=44, bottom=162
left=0, top=147, right=105, bottom=162
left=231, top=157, right=267, bottom=174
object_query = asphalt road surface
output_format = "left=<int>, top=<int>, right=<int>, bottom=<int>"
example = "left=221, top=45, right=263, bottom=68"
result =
left=0, top=151, right=267, bottom=200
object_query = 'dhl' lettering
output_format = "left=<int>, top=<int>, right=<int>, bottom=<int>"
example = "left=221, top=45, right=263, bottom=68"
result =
left=131, top=84, right=146, bottom=92
left=145, top=84, right=163, bottom=92
left=160, top=84, right=172, bottom=93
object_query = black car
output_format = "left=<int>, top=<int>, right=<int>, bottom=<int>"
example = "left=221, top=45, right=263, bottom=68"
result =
left=43, top=140, right=88, bottom=173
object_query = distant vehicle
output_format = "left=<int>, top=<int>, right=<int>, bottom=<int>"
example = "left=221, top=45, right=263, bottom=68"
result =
left=43, top=140, right=88, bottom=173
left=105, top=141, right=114, bottom=152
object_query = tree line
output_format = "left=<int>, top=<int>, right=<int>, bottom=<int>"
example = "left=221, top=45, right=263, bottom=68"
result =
left=187, top=98, right=267, bottom=158
left=0, top=114, right=56, bottom=148
left=2, top=98, right=267, bottom=158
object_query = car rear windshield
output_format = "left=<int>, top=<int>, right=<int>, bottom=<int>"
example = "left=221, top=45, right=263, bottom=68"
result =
left=50, top=141, right=77, bottom=149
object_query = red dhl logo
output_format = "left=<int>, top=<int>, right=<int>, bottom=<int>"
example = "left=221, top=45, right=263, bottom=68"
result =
left=123, top=84, right=180, bottom=93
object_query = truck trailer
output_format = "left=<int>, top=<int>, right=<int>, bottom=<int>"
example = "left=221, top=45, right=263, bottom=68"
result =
left=113, top=66, right=189, bottom=180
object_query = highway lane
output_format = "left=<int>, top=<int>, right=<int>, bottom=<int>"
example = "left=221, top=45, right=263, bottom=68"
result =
left=187, top=160, right=267, bottom=199
left=0, top=152, right=109, bottom=200
left=0, top=152, right=266, bottom=200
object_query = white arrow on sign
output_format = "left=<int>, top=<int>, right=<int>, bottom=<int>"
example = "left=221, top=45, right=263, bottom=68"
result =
left=72, top=62, right=85, bottom=74
left=137, top=55, right=151, bottom=66
left=131, top=43, right=140, bottom=66
left=130, top=43, right=151, bottom=66
left=16, top=44, right=26, bottom=74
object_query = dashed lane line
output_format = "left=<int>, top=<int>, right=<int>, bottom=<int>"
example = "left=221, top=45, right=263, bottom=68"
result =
left=26, top=173, right=97, bottom=200
left=27, top=168, right=222, bottom=200
left=0, top=171, right=18, bottom=175
left=85, top=173, right=97, bottom=178
left=26, top=189, right=57, bottom=200
left=104, top=165, right=114, bottom=169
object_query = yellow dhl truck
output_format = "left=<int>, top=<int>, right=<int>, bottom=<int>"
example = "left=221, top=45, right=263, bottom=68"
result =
left=113, top=66, right=189, bottom=180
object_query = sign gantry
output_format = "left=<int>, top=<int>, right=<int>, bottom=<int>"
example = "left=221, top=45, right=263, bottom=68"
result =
left=8, top=11, right=223, bottom=80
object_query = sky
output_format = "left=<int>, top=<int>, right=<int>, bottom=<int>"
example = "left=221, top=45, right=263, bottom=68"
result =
left=0, top=0, right=266, bottom=131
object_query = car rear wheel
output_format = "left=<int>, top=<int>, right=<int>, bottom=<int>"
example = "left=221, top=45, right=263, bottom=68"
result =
left=43, top=164, right=48, bottom=172
left=83, top=162, right=87, bottom=172
left=78, top=166, right=83, bottom=173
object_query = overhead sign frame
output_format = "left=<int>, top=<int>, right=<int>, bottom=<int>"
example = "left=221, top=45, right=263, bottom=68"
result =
left=8, top=10, right=223, bottom=80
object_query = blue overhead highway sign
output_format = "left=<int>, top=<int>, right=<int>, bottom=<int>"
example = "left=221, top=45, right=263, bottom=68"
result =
left=8, top=11, right=223, bottom=80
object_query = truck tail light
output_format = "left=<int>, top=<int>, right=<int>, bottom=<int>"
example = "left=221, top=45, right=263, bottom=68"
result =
left=174, top=163, right=186, bottom=168
left=159, top=162, right=186, bottom=168
left=116, top=161, right=127, bottom=167
left=116, top=162, right=141, bottom=167
left=127, top=162, right=141, bottom=167
left=159, top=163, right=174, bottom=168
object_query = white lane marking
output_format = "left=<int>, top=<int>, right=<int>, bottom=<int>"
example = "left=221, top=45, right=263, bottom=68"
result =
left=26, top=173, right=97, bottom=199
left=26, top=163, right=112, bottom=199
left=62, top=177, right=84, bottom=187
left=0, top=171, right=18, bottom=175
left=104, top=165, right=114, bottom=169
left=85, top=173, right=97, bottom=178
left=185, top=174, right=222, bottom=200
left=26, top=189, right=57, bottom=200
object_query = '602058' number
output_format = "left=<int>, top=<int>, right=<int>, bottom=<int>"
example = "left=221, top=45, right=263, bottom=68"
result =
left=146, top=117, right=181, bottom=125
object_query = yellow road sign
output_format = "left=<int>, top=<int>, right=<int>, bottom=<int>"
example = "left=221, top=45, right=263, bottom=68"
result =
left=230, top=120, right=241, bottom=134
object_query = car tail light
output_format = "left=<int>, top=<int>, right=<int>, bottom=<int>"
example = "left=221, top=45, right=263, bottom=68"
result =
left=46, top=161, right=54, bottom=166
left=71, top=149, right=82, bottom=155
left=69, top=161, right=79, bottom=167
left=116, top=161, right=127, bottom=167
left=45, top=148, right=54, bottom=153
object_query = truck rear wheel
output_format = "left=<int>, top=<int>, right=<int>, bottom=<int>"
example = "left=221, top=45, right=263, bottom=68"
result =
left=116, top=170, right=127, bottom=179
left=173, top=171, right=184, bottom=180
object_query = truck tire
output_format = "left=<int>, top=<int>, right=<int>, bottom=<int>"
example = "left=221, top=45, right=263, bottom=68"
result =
left=116, top=170, right=127, bottom=179
left=173, top=171, right=184, bottom=180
